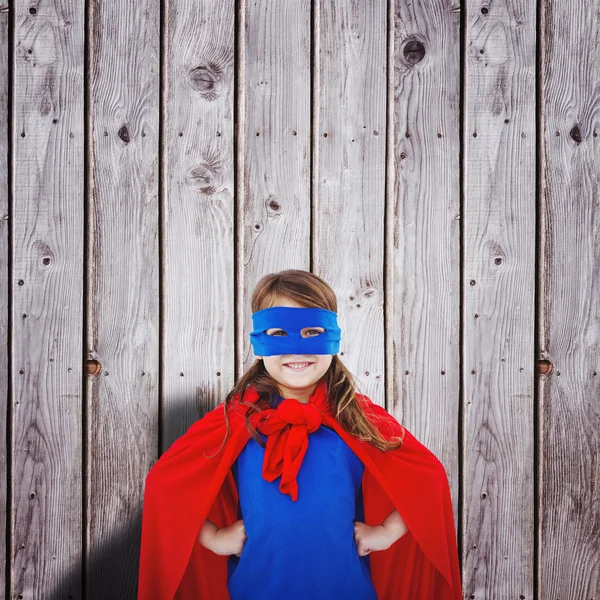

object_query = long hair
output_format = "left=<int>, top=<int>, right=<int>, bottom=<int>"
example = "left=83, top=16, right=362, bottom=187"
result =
left=211, top=269, right=405, bottom=457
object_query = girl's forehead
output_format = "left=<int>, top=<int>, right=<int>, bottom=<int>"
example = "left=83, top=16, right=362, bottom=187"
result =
left=268, top=297, right=305, bottom=309
left=268, top=324, right=324, bottom=329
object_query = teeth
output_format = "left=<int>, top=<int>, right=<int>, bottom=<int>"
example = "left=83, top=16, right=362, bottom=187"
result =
left=285, top=362, right=312, bottom=369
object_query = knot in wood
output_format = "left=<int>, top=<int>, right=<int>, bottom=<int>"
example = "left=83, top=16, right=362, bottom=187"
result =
left=188, top=64, right=222, bottom=101
left=188, top=161, right=223, bottom=195
left=87, top=359, right=102, bottom=375
left=118, top=125, right=130, bottom=143
left=538, top=359, right=552, bottom=375
left=266, top=195, right=281, bottom=212
left=569, top=124, right=582, bottom=143
left=402, top=39, right=426, bottom=65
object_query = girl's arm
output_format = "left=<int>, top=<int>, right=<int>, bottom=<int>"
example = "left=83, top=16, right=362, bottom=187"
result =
left=381, top=509, right=408, bottom=541
left=197, top=519, right=219, bottom=547
left=353, top=509, right=408, bottom=556
left=197, top=518, right=247, bottom=557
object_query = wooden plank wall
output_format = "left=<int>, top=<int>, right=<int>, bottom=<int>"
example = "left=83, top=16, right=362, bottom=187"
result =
left=163, top=0, right=235, bottom=454
left=240, top=0, right=312, bottom=381
left=86, top=1, right=160, bottom=599
left=539, top=0, right=600, bottom=597
left=463, top=0, right=537, bottom=597
left=0, top=2, right=8, bottom=596
left=2, top=1, right=598, bottom=599
left=389, top=0, right=461, bottom=531
left=11, top=2, right=85, bottom=600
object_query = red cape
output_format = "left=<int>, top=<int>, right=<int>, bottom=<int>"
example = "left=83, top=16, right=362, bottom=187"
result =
left=138, top=382, right=462, bottom=599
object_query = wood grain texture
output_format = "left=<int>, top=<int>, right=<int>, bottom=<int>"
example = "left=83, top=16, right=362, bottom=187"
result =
left=0, top=1, right=8, bottom=596
left=314, top=0, right=388, bottom=407
left=11, top=1, right=85, bottom=598
left=86, top=0, right=160, bottom=597
left=388, top=0, right=462, bottom=533
left=239, top=0, right=311, bottom=369
left=4, top=0, right=600, bottom=597
left=162, top=0, right=235, bottom=450
left=539, top=0, right=600, bottom=597
left=463, top=0, right=537, bottom=597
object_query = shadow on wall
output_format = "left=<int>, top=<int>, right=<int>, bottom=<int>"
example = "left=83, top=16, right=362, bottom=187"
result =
left=48, top=394, right=210, bottom=600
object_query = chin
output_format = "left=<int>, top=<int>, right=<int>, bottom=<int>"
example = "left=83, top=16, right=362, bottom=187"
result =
left=282, top=373, right=325, bottom=387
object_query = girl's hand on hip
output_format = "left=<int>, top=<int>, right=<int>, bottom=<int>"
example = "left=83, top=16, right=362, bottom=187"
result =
left=353, top=522, right=393, bottom=556
left=198, top=518, right=247, bottom=557
left=354, top=509, right=407, bottom=556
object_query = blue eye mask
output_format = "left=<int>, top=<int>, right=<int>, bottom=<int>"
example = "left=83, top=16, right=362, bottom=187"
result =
left=249, top=306, right=342, bottom=356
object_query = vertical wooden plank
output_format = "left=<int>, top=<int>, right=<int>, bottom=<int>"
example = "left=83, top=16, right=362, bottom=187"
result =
left=314, top=0, right=387, bottom=405
left=239, top=0, right=311, bottom=368
left=11, top=1, right=84, bottom=597
left=163, top=0, right=235, bottom=448
left=388, top=0, right=462, bottom=528
left=87, top=0, right=159, bottom=597
left=0, top=1, right=8, bottom=595
left=539, top=1, right=600, bottom=597
left=463, top=0, right=536, bottom=597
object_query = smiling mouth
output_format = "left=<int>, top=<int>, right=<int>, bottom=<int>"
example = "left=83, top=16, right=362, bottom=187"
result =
left=283, top=361, right=315, bottom=370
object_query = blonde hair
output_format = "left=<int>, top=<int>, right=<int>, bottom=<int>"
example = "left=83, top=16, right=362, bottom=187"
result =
left=214, top=269, right=404, bottom=455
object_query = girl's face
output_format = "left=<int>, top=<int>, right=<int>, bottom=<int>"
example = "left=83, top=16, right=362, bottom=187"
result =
left=255, top=298, right=334, bottom=402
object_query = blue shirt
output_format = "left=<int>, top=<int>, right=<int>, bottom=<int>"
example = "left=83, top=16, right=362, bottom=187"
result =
left=227, top=394, right=378, bottom=599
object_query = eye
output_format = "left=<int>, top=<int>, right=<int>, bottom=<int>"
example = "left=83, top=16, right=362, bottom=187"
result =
left=303, top=327, right=325, bottom=337
left=265, top=328, right=287, bottom=336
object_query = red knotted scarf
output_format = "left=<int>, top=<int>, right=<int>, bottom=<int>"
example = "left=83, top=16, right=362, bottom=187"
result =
left=246, top=383, right=332, bottom=501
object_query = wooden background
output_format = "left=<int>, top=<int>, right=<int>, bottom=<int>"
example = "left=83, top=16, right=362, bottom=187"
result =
left=1, top=0, right=599, bottom=598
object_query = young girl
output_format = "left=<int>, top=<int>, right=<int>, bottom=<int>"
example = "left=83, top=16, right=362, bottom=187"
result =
left=138, top=270, right=462, bottom=600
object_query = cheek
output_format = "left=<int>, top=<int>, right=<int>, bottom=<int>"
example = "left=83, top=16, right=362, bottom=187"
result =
left=316, top=356, right=333, bottom=371
left=263, top=356, right=283, bottom=371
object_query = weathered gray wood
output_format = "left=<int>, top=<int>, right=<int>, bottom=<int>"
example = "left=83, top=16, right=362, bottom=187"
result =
left=314, top=0, right=387, bottom=407
left=388, top=0, right=462, bottom=531
left=11, top=1, right=85, bottom=598
left=86, top=0, right=160, bottom=597
left=239, top=0, right=311, bottom=369
left=539, top=1, right=600, bottom=597
left=4, top=1, right=600, bottom=597
left=0, top=1, right=9, bottom=595
left=162, top=0, right=235, bottom=450
left=462, top=0, right=537, bottom=597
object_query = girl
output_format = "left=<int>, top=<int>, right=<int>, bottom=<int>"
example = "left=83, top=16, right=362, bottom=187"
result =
left=138, top=270, right=462, bottom=600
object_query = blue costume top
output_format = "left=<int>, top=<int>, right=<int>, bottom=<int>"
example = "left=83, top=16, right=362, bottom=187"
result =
left=227, top=393, right=378, bottom=599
